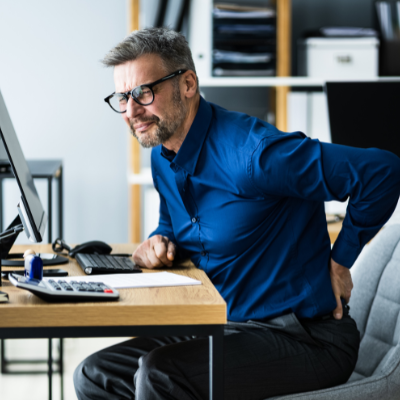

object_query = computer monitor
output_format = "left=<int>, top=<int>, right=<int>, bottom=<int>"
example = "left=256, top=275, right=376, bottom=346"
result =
left=0, top=89, right=47, bottom=243
left=325, top=81, right=400, bottom=158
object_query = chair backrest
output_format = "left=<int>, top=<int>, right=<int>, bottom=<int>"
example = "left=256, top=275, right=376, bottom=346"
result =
left=348, top=224, right=400, bottom=381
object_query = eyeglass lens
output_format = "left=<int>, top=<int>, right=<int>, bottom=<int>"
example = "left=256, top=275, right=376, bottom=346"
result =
left=109, top=86, right=154, bottom=112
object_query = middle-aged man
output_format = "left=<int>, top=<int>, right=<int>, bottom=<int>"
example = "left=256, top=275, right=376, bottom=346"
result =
left=74, top=28, right=400, bottom=400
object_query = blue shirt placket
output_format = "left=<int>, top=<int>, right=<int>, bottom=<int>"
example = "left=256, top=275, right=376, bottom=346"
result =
left=173, top=166, right=208, bottom=270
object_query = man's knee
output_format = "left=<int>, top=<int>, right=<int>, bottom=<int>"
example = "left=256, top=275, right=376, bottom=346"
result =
left=134, top=349, right=173, bottom=397
left=135, top=344, right=206, bottom=400
left=73, top=352, right=103, bottom=400
left=73, top=358, right=88, bottom=399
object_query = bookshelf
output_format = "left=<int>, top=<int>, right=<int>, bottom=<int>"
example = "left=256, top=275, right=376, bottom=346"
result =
left=190, top=0, right=292, bottom=131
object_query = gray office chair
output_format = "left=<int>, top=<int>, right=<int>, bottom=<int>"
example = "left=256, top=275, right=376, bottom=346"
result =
left=271, top=224, right=400, bottom=400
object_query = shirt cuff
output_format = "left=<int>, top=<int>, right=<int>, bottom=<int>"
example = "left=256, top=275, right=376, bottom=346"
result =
left=331, top=234, right=361, bottom=268
left=148, top=231, right=187, bottom=261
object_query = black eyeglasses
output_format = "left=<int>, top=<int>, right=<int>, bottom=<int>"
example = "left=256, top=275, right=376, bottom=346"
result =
left=104, top=69, right=187, bottom=113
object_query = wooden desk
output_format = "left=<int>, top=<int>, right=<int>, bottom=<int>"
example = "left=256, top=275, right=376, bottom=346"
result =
left=0, top=244, right=227, bottom=399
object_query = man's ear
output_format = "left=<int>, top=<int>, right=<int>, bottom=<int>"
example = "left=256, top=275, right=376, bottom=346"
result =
left=182, top=70, right=197, bottom=99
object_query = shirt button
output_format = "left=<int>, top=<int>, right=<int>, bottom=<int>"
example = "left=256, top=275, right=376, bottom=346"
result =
left=201, top=251, right=207, bottom=256
left=170, top=163, right=177, bottom=172
left=191, top=217, right=197, bottom=223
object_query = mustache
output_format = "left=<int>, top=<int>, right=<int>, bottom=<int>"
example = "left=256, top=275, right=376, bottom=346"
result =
left=129, top=116, right=160, bottom=131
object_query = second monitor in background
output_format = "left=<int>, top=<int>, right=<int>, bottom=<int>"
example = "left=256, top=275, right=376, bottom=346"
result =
left=325, top=81, right=400, bottom=158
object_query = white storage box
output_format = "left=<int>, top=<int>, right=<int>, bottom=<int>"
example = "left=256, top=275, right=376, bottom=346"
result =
left=298, top=37, right=379, bottom=78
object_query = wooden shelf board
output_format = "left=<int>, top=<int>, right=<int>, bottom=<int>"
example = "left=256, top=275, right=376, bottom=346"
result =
left=200, top=76, right=400, bottom=87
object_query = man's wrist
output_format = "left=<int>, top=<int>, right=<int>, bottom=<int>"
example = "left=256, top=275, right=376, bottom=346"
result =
left=330, top=258, right=347, bottom=273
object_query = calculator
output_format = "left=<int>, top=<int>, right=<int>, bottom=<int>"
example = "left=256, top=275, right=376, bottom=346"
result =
left=9, top=274, right=119, bottom=302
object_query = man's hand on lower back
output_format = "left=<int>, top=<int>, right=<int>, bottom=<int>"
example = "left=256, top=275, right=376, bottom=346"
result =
left=329, top=258, right=353, bottom=320
left=132, top=235, right=176, bottom=269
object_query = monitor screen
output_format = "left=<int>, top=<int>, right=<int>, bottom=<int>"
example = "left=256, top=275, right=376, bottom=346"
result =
left=325, top=81, right=400, bottom=158
left=0, top=89, right=47, bottom=242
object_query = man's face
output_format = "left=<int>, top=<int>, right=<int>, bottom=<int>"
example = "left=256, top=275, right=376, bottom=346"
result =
left=114, top=54, right=187, bottom=148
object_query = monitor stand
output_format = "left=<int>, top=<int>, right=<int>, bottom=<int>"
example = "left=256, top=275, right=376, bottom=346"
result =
left=0, top=215, right=68, bottom=286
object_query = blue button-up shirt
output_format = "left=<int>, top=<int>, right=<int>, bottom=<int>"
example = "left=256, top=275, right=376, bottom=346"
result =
left=150, top=97, right=400, bottom=322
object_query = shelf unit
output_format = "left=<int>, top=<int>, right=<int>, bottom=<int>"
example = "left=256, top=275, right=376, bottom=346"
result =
left=190, top=0, right=292, bottom=131
left=200, top=76, right=400, bottom=86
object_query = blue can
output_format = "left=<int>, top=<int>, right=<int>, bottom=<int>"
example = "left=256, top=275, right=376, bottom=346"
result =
left=25, top=255, right=43, bottom=281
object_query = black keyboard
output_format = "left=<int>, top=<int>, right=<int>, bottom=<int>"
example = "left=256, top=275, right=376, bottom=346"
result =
left=8, top=274, right=119, bottom=302
left=75, top=253, right=142, bottom=275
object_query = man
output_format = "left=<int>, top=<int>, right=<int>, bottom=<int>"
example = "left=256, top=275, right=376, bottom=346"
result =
left=74, top=28, right=400, bottom=399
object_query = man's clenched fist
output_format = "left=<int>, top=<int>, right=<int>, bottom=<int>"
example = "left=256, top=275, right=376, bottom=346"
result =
left=132, top=235, right=176, bottom=269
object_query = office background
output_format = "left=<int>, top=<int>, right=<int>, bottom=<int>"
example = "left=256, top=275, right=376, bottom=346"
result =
left=0, top=0, right=389, bottom=246
left=0, top=0, right=128, bottom=245
left=0, top=0, right=400, bottom=399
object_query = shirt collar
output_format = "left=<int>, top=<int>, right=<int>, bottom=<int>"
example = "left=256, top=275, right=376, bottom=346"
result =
left=160, top=96, right=212, bottom=176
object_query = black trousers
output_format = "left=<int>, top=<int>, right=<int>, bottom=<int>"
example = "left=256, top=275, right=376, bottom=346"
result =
left=73, top=308, right=360, bottom=400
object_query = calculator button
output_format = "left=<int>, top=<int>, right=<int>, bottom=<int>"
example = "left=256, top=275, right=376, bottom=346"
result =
left=104, top=289, right=113, bottom=293
left=61, top=283, right=73, bottom=291
left=49, top=281, right=62, bottom=290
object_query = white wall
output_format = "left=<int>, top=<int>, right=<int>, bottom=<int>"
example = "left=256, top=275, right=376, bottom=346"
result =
left=0, top=0, right=129, bottom=244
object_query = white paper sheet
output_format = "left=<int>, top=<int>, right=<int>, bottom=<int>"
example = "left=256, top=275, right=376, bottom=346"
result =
left=43, top=272, right=202, bottom=289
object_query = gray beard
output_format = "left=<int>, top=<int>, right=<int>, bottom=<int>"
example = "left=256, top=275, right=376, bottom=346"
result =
left=130, top=86, right=187, bottom=148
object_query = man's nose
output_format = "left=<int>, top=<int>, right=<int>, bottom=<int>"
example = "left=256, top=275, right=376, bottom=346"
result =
left=126, top=96, right=144, bottom=119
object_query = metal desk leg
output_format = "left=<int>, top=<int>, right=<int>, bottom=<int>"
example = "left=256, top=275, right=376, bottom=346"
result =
left=58, top=165, right=63, bottom=238
left=209, top=325, right=224, bottom=400
left=47, top=178, right=52, bottom=243
left=48, top=338, right=53, bottom=400
left=1, top=338, right=5, bottom=373
left=60, top=338, right=64, bottom=400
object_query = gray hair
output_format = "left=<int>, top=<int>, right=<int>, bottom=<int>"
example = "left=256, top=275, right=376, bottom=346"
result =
left=102, top=27, right=199, bottom=91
